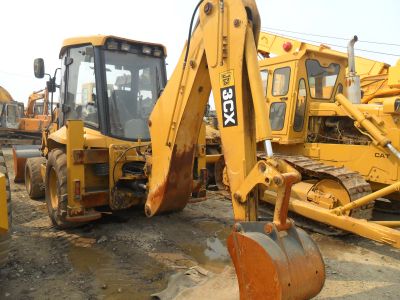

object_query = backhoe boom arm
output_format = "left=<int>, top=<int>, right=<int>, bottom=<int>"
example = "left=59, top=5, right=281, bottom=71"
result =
left=146, top=1, right=325, bottom=299
left=147, top=0, right=270, bottom=221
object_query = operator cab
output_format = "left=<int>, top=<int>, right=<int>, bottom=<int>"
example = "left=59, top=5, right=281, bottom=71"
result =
left=259, top=49, right=347, bottom=144
left=35, top=35, right=167, bottom=142
left=33, top=101, right=47, bottom=116
left=0, top=101, right=23, bottom=129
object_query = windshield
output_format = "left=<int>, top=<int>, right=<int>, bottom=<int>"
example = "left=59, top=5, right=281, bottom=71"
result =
left=104, top=50, right=165, bottom=141
left=306, top=59, right=340, bottom=100
left=34, top=102, right=45, bottom=115
left=6, top=104, right=20, bottom=127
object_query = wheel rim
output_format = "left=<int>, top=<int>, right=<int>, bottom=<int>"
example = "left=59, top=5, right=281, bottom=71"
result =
left=49, top=167, right=58, bottom=210
left=25, top=168, right=31, bottom=194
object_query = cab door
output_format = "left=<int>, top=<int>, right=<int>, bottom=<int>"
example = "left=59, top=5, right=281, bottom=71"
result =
left=289, top=77, right=308, bottom=142
left=264, top=62, right=296, bottom=139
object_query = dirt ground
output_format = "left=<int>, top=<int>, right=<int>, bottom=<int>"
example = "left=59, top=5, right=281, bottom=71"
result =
left=0, top=147, right=399, bottom=300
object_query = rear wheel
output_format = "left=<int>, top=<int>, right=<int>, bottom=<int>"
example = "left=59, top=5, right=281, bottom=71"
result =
left=45, top=149, right=76, bottom=229
left=0, top=148, right=11, bottom=267
left=25, top=157, right=46, bottom=199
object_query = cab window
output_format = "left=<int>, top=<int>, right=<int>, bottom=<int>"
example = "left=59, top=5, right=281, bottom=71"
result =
left=293, top=79, right=307, bottom=132
left=272, top=67, right=290, bottom=96
left=260, top=69, right=269, bottom=97
left=269, top=102, right=286, bottom=131
left=65, top=46, right=99, bottom=127
left=306, top=59, right=340, bottom=100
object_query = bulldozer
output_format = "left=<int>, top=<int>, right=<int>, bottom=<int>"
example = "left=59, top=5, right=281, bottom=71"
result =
left=0, top=147, right=11, bottom=267
left=14, top=0, right=327, bottom=298
left=207, top=31, right=400, bottom=248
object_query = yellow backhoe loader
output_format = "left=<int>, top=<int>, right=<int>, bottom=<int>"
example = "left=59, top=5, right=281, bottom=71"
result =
left=0, top=147, right=11, bottom=267
left=14, top=0, right=327, bottom=298
left=208, top=31, right=400, bottom=248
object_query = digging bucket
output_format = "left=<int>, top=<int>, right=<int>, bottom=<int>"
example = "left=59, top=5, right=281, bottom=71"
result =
left=227, top=172, right=325, bottom=299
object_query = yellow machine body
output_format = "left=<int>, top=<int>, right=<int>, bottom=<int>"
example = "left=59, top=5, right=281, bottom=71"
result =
left=259, top=49, right=400, bottom=194
left=256, top=33, right=400, bottom=248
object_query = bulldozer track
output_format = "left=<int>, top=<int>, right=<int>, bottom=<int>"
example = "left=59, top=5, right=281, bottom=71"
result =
left=268, top=154, right=374, bottom=219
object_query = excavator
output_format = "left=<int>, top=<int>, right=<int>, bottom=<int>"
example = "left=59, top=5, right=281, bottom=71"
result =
left=0, top=86, right=24, bottom=142
left=14, top=0, right=326, bottom=298
left=207, top=30, right=400, bottom=248
left=12, top=88, right=52, bottom=183
left=18, top=88, right=51, bottom=132
left=0, top=147, right=11, bottom=267
left=0, top=85, right=44, bottom=145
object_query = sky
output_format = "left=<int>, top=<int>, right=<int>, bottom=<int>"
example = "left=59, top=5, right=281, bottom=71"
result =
left=0, top=0, right=399, bottom=104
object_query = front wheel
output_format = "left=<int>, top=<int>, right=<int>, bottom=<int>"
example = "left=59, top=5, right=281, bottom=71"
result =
left=45, top=149, right=76, bottom=229
left=25, top=157, right=46, bottom=199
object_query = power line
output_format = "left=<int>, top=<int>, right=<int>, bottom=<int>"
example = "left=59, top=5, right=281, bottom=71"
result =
left=263, top=30, right=400, bottom=57
left=262, top=26, right=400, bottom=47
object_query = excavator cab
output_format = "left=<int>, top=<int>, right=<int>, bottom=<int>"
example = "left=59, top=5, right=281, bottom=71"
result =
left=0, top=101, right=22, bottom=130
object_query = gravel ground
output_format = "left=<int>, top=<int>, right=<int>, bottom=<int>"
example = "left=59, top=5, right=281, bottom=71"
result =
left=0, top=148, right=399, bottom=299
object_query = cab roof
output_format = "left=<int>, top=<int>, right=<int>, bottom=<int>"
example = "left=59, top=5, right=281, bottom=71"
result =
left=259, top=48, right=348, bottom=68
left=59, top=35, right=167, bottom=58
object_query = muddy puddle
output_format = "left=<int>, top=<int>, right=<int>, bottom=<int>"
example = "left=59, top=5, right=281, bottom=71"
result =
left=68, top=244, right=168, bottom=299
left=179, top=220, right=232, bottom=273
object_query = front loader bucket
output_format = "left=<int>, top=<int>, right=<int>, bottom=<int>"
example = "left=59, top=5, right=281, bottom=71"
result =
left=227, top=221, right=325, bottom=300
left=12, top=145, right=41, bottom=182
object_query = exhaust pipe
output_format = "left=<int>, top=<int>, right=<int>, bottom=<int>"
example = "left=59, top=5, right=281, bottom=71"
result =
left=346, top=36, right=361, bottom=104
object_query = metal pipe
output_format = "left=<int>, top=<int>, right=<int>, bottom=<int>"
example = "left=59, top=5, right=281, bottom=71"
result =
left=346, top=36, right=361, bottom=103
left=371, top=220, right=400, bottom=228
left=331, top=181, right=400, bottom=215
left=206, top=154, right=223, bottom=163
left=347, top=36, right=358, bottom=75
left=386, top=143, right=400, bottom=160
left=264, top=140, right=274, bottom=157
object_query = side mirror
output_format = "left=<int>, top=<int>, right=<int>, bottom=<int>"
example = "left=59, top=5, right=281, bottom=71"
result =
left=34, top=58, right=45, bottom=78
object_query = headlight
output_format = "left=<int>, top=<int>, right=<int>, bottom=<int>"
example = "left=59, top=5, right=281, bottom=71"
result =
left=142, top=46, right=152, bottom=55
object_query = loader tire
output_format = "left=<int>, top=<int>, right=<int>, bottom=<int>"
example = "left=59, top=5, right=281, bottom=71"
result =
left=25, top=157, right=46, bottom=199
left=45, top=149, right=77, bottom=229
left=0, top=148, right=11, bottom=267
